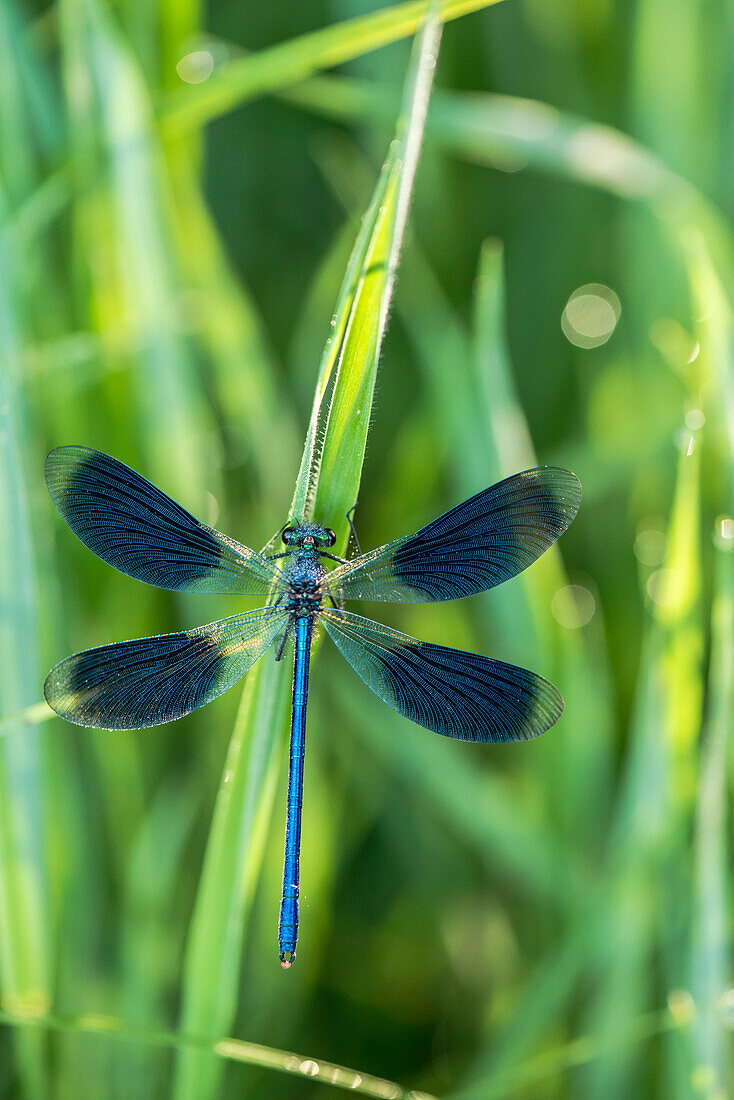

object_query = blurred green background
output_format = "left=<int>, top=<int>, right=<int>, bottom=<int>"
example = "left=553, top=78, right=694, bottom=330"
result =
left=0, top=1, right=732, bottom=1098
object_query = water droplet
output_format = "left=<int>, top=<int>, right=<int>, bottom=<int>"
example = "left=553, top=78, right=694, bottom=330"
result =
left=300, top=1060, right=319, bottom=1076
left=714, top=515, right=734, bottom=551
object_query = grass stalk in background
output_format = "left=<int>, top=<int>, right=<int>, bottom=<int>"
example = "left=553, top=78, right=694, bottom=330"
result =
left=173, top=11, right=441, bottom=1098
left=159, top=0, right=502, bottom=136
left=0, top=196, right=51, bottom=1098
left=0, top=1003, right=440, bottom=1100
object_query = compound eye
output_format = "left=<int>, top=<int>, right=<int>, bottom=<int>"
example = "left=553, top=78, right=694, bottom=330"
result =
left=281, top=526, right=294, bottom=545
left=325, top=528, right=337, bottom=548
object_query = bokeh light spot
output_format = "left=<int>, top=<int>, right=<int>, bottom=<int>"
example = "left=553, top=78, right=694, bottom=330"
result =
left=649, top=319, right=699, bottom=368
left=690, top=1065, right=716, bottom=1093
left=177, top=50, right=214, bottom=84
left=634, top=526, right=666, bottom=566
left=718, top=987, right=734, bottom=1027
left=562, top=284, right=620, bottom=348
left=551, top=584, right=596, bottom=628
left=647, top=569, right=675, bottom=606
left=684, top=408, right=705, bottom=430
left=667, top=989, right=696, bottom=1027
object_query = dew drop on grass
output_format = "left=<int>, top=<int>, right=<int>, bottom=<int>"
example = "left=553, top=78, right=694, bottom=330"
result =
left=714, top=515, right=734, bottom=551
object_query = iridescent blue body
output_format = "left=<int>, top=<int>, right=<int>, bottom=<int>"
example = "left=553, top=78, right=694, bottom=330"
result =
left=43, top=447, right=582, bottom=968
left=277, top=531, right=329, bottom=966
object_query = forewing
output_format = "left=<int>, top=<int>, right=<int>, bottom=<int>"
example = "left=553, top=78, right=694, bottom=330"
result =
left=326, top=468, right=581, bottom=603
left=321, top=609, right=562, bottom=742
left=46, top=447, right=283, bottom=596
left=44, top=609, right=286, bottom=729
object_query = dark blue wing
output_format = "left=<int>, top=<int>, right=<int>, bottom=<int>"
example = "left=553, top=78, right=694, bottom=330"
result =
left=44, top=609, right=286, bottom=729
left=326, top=468, right=581, bottom=603
left=321, top=609, right=562, bottom=742
left=46, top=447, right=283, bottom=596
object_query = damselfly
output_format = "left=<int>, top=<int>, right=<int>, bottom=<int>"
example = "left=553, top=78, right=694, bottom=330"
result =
left=44, top=447, right=581, bottom=966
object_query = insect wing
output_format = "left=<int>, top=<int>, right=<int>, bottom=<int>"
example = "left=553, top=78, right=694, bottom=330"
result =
left=321, top=609, right=563, bottom=742
left=46, top=447, right=283, bottom=596
left=44, top=608, right=287, bottom=729
left=326, top=468, right=581, bottom=603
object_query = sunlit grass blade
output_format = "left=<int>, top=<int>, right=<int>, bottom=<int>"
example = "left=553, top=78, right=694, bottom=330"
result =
left=394, top=233, right=615, bottom=841
left=277, top=73, right=734, bottom=306
left=174, top=657, right=290, bottom=1100
left=288, top=156, right=392, bottom=525
left=167, top=167, right=301, bottom=509
left=0, top=0, right=60, bottom=201
left=451, top=997, right=686, bottom=1100
left=0, top=204, right=51, bottom=1097
left=0, top=1003, right=439, bottom=1099
left=159, top=0, right=504, bottom=137
left=272, top=73, right=676, bottom=198
left=689, top=539, right=733, bottom=1095
left=583, top=438, right=704, bottom=1098
left=59, top=0, right=219, bottom=508
left=294, top=9, right=442, bottom=539
left=174, top=11, right=441, bottom=1099
left=680, top=231, right=734, bottom=1097
left=0, top=702, right=53, bottom=737
left=117, top=775, right=206, bottom=1097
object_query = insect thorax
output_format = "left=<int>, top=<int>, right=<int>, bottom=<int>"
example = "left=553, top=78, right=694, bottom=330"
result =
left=285, top=554, right=326, bottom=616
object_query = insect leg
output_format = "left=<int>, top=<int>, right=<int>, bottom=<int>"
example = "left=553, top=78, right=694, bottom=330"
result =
left=346, top=504, right=362, bottom=556
left=275, top=618, right=294, bottom=662
left=260, top=523, right=289, bottom=555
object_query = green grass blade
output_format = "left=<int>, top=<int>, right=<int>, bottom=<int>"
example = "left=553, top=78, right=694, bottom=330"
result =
left=271, top=73, right=677, bottom=199
left=173, top=657, right=291, bottom=1100
left=59, top=0, right=219, bottom=508
left=289, top=155, right=392, bottom=524
left=689, top=540, right=733, bottom=1094
left=159, top=0, right=503, bottom=137
left=167, top=166, right=301, bottom=509
left=339, top=682, right=585, bottom=907
left=0, top=1003, right=439, bottom=1099
left=452, top=999, right=684, bottom=1100
left=0, top=200, right=51, bottom=1098
left=680, top=230, right=734, bottom=1097
left=294, top=7, right=442, bottom=540
left=583, top=437, right=704, bottom=1099
left=174, top=12, right=441, bottom=1099
left=277, top=74, right=734, bottom=299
